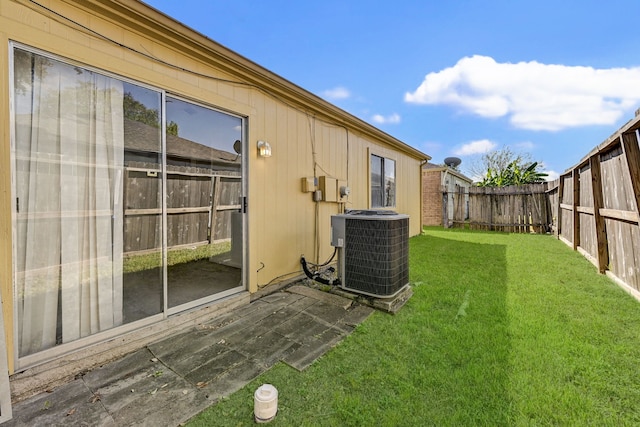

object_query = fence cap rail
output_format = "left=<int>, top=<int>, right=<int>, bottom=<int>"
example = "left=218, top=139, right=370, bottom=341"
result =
left=467, top=183, right=548, bottom=194
left=564, top=112, right=640, bottom=174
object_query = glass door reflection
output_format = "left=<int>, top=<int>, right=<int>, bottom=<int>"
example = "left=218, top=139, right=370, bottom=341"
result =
left=164, top=96, right=244, bottom=309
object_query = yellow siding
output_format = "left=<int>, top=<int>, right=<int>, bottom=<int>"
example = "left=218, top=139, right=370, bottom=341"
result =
left=0, top=0, right=428, bottom=371
left=0, top=3, right=14, bottom=372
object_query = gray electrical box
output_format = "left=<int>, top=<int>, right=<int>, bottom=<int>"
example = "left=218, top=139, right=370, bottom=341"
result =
left=331, top=215, right=346, bottom=247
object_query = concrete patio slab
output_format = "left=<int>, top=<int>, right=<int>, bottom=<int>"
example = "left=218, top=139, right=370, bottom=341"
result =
left=287, top=285, right=353, bottom=309
left=4, top=284, right=374, bottom=426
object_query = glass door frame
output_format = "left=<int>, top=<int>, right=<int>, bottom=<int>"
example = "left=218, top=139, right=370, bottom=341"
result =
left=162, top=93, right=247, bottom=316
left=9, top=42, right=248, bottom=369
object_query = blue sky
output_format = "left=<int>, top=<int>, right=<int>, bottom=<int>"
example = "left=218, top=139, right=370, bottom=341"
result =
left=144, top=0, right=640, bottom=180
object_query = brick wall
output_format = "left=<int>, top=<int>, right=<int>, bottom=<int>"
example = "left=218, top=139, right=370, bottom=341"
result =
left=422, top=170, right=442, bottom=226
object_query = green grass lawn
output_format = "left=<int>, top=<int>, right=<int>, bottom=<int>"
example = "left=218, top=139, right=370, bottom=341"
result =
left=187, top=227, right=640, bottom=426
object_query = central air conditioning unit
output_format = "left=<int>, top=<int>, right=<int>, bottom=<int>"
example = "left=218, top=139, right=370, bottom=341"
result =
left=331, top=210, right=409, bottom=298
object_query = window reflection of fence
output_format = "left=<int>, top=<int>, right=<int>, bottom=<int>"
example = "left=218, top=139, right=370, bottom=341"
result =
left=123, top=162, right=241, bottom=255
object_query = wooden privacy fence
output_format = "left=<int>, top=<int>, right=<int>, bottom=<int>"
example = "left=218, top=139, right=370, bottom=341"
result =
left=451, top=183, right=551, bottom=233
left=433, top=114, right=640, bottom=297
left=123, top=161, right=241, bottom=255
left=547, top=117, right=640, bottom=296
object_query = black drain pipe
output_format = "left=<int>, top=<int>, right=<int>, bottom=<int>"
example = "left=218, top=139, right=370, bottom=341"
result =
left=300, top=256, right=341, bottom=287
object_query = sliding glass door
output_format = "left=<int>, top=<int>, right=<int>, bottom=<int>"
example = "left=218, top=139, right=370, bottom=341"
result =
left=164, top=96, right=244, bottom=310
left=11, top=45, right=245, bottom=363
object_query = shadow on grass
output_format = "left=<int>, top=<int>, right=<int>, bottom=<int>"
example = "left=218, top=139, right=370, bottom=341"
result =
left=188, top=231, right=512, bottom=426
left=407, top=232, right=511, bottom=425
left=190, top=228, right=640, bottom=426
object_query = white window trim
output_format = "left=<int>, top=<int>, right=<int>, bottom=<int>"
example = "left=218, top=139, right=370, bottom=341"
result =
left=368, top=147, right=398, bottom=210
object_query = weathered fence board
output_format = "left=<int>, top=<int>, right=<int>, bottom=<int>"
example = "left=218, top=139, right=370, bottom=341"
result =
left=441, top=117, right=640, bottom=298
left=578, top=164, right=597, bottom=262
left=554, top=119, right=640, bottom=297
left=461, top=184, right=550, bottom=233
left=440, top=116, right=640, bottom=297
left=558, top=173, right=574, bottom=245
left=546, top=182, right=559, bottom=234
left=452, top=185, right=467, bottom=227
left=598, top=141, right=640, bottom=291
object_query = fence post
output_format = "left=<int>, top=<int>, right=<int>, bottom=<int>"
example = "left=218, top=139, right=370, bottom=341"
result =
left=621, top=131, right=640, bottom=218
left=557, top=177, right=564, bottom=239
left=590, top=154, right=609, bottom=273
left=489, top=191, right=493, bottom=231
left=572, top=169, right=580, bottom=251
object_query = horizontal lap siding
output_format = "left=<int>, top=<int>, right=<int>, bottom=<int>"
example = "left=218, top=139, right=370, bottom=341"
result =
left=0, top=0, right=426, bottom=374
left=0, top=2, right=12, bottom=375
left=248, top=106, right=423, bottom=291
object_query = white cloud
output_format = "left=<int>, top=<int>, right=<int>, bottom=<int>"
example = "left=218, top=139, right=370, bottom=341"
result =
left=322, top=86, right=351, bottom=100
left=543, top=170, right=560, bottom=181
left=469, top=173, right=485, bottom=183
left=453, top=139, right=497, bottom=156
left=404, top=55, right=640, bottom=131
left=371, top=113, right=401, bottom=124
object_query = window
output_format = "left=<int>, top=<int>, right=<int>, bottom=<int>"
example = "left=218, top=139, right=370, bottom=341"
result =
left=371, top=154, right=395, bottom=208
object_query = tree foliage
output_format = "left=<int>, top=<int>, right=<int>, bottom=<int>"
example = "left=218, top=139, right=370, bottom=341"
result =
left=124, top=92, right=179, bottom=136
left=468, top=147, right=525, bottom=179
left=477, top=160, right=548, bottom=187
left=124, top=92, right=159, bottom=126
left=474, top=147, right=547, bottom=187
left=166, top=121, right=179, bottom=136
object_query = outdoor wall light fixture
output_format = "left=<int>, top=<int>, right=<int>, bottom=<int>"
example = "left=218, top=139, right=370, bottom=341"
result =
left=257, top=140, right=272, bottom=158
